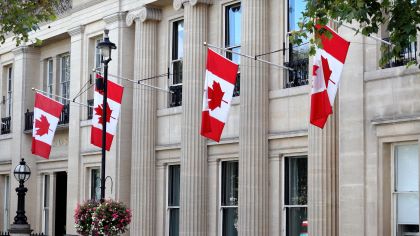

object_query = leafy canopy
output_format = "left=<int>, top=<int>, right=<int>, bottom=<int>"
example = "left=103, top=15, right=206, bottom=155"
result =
left=0, top=0, right=58, bottom=45
left=290, top=0, right=420, bottom=67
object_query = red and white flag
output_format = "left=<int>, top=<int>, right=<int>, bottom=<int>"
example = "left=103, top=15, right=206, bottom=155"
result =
left=200, top=49, right=239, bottom=142
left=32, top=92, right=64, bottom=159
left=310, top=25, right=350, bottom=128
left=91, top=74, right=124, bottom=151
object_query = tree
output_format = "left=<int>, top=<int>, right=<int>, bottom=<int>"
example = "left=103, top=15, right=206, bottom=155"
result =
left=0, top=0, right=58, bottom=46
left=291, top=0, right=420, bottom=67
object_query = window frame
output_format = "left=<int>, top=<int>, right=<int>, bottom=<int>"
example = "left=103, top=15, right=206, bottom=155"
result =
left=391, top=143, right=419, bottom=236
left=42, top=174, right=50, bottom=234
left=6, top=66, right=12, bottom=117
left=218, top=160, right=239, bottom=236
left=168, top=18, right=184, bottom=108
left=46, top=58, right=54, bottom=98
left=90, top=168, right=101, bottom=201
left=59, top=53, right=71, bottom=104
left=166, top=164, right=181, bottom=236
left=281, top=155, right=308, bottom=236
left=3, top=175, right=10, bottom=232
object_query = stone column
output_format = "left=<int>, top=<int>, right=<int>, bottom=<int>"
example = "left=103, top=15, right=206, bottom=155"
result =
left=126, top=7, right=162, bottom=236
left=65, top=25, right=85, bottom=235
left=308, top=106, right=338, bottom=236
left=173, top=1, right=211, bottom=235
left=238, top=0, right=269, bottom=235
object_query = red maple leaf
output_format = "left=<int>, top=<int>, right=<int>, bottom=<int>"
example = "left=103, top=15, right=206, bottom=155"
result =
left=35, top=115, right=50, bottom=136
left=208, top=81, right=226, bottom=110
left=321, top=56, right=334, bottom=87
left=94, top=103, right=113, bottom=125
left=312, top=64, right=319, bottom=76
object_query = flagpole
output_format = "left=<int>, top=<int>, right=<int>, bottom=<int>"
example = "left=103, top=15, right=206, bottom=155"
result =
left=31, top=88, right=93, bottom=108
left=203, top=42, right=294, bottom=71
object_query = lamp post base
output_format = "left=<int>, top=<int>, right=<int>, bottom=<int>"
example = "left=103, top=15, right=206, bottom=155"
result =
left=9, top=224, right=32, bottom=236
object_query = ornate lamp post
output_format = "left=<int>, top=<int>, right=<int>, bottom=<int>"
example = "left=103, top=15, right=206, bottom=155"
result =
left=96, top=29, right=116, bottom=202
left=9, top=158, right=32, bottom=235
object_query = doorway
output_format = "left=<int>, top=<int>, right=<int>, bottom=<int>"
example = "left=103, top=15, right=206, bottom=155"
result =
left=55, top=172, right=67, bottom=236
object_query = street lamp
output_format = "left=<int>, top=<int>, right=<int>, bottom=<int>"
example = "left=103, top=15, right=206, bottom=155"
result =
left=13, top=158, right=31, bottom=225
left=96, top=29, right=116, bottom=202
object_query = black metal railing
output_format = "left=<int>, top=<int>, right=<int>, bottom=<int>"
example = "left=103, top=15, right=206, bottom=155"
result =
left=87, top=99, right=94, bottom=120
left=24, top=109, right=34, bottom=131
left=58, top=104, right=70, bottom=125
left=24, top=104, right=70, bottom=131
left=0, top=232, right=46, bottom=236
left=1, top=116, right=11, bottom=135
left=381, top=38, right=417, bottom=68
left=284, top=58, right=309, bottom=88
left=233, top=73, right=240, bottom=97
left=172, top=60, right=183, bottom=85
left=0, top=231, right=9, bottom=236
left=169, top=85, right=182, bottom=107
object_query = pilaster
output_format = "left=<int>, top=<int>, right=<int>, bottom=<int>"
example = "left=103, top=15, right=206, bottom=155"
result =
left=178, top=1, right=210, bottom=235
left=65, top=25, right=85, bottom=235
left=308, top=107, right=338, bottom=236
left=238, top=0, right=269, bottom=235
left=126, top=6, right=161, bottom=236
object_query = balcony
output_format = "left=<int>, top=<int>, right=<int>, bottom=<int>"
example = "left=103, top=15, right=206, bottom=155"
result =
left=24, top=104, right=70, bottom=131
left=284, top=58, right=309, bottom=88
left=87, top=99, right=94, bottom=120
left=381, top=38, right=417, bottom=69
left=1, top=117, right=11, bottom=135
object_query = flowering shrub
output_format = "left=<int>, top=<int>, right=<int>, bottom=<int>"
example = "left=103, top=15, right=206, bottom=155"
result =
left=74, top=199, right=132, bottom=236
left=74, top=200, right=99, bottom=236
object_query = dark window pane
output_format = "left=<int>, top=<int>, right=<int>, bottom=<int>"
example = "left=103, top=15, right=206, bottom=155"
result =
left=226, top=4, right=241, bottom=48
left=222, top=208, right=238, bottom=236
left=91, top=169, right=101, bottom=200
left=286, top=207, right=307, bottom=236
left=221, top=161, right=238, bottom=206
left=169, top=165, right=180, bottom=206
left=169, top=208, right=179, bottom=236
left=285, top=157, right=307, bottom=205
left=172, top=21, right=184, bottom=60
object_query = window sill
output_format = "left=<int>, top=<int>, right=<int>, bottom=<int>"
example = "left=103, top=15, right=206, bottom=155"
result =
left=0, top=133, right=12, bottom=141
left=80, top=119, right=92, bottom=127
left=157, top=106, right=182, bottom=117
left=365, top=66, right=420, bottom=82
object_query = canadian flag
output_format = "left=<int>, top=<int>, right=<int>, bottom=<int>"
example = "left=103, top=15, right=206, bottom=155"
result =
left=91, top=74, right=124, bottom=151
left=200, top=49, right=239, bottom=142
left=32, top=92, right=64, bottom=159
left=310, top=25, right=350, bottom=128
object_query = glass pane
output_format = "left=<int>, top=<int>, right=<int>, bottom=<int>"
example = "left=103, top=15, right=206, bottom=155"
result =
left=222, top=208, right=238, bottom=236
left=288, top=0, right=306, bottom=32
left=226, top=4, right=241, bottom=48
left=285, top=157, right=308, bottom=205
left=172, top=21, right=184, bottom=60
left=95, top=38, right=102, bottom=69
left=395, top=144, right=419, bottom=192
left=221, top=161, right=239, bottom=206
left=286, top=207, right=308, bottom=236
left=397, top=224, right=419, bottom=236
left=397, top=193, right=419, bottom=224
left=169, top=208, right=179, bottom=236
left=169, top=165, right=180, bottom=206
left=91, top=169, right=101, bottom=200
left=43, top=209, right=49, bottom=234
left=44, top=175, right=50, bottom=207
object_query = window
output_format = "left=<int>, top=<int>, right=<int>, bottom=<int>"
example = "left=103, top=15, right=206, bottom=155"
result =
left=3, top=175, right=10, bottom=232
left=1, top=66, right=12, bottom=134
left=220, top=161, right=238, bottom=236
left=46, top=59, right=53, bottom=98
left=60, top=54, right=70, bottom=104
left=393, top=144, right=419, bottom=236
left=42, top=175, right=50, bottom=234
left=225, top=3, right=241, bottom=97
left=6, top=66, right=12, bottom=117
left=284, top=156, right=307, bottom=236
left=284, top=0, right=309, bottom=88
left=91, top=169, right=101, bottom=201
left=167, top=165, right=180, bottom=236
left=168, top=20, right=184, bottom=107
left=95, top=37, right=102, bottom=70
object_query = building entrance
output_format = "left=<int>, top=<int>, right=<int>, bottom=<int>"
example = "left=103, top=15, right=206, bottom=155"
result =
left=55, top=172, right=67, bottom=236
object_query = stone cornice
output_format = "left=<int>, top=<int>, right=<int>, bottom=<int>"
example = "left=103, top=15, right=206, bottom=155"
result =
left=126, top=6, right=162, bottom=26
left=173, top=0, right=212, bottom=11
left=67, top=25, right=85, bottom=37
left=103, top=12, right=128, bottom=25
left=12, top=46, right=40, bottom=56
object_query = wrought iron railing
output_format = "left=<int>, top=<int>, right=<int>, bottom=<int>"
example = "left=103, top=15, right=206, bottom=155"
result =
left=25, top=104, right=70, bottom=131
left=1, top=116, right=11, bottom=135
left=171, top=60, right=183, bottom=85
left=169, top=85, right=182, bottom=107
left=381, top=38, right=417, bottom=68
left=284, top=58, right=309, bottom=88
left=54, top=0, right=72, bottom=15
left=87, top=99, right=94, bottom=120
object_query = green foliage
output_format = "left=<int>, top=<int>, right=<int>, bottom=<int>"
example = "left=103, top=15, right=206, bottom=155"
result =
left=290, top=0, right=420, bottom=67
left=0, top=0, right=58, bottom=45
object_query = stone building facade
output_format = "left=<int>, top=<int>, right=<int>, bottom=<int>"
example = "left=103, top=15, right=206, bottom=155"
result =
left=0, top=0, right=418, bottom=236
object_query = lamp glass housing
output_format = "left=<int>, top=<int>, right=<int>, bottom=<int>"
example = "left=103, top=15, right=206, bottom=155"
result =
left=13, top=159, right=31, bottom=182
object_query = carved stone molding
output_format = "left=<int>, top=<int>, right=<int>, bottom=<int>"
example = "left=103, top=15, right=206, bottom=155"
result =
left=12, top=46, right=40, bottom=56
left=103, top=12, right=128, bottom=25
left=126, top=6, right=162, bottom=26
left=173, top=0, right=212, bottom=11
left=67, top=25, right=85, bottom=37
